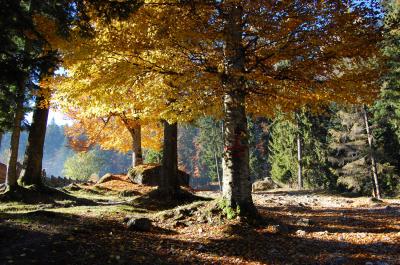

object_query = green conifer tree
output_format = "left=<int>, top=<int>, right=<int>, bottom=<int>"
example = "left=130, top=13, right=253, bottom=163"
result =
left=269, top=113, right=297, bottom=187
left=270, top=109, right=332, bottom=189
left=328, top=106, right=375, bottom=194
left=370, top=0, right=400, bottom=195
left=248, top=117, right=271, bottom=181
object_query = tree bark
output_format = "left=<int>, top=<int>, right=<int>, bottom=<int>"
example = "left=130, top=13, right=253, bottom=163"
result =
left=296, top=118, right=303, bottom=190
left=221, top=4, right=256, bottom=215
left=297, top=134, right=303, bottom=189
left=158, top=120, right=179, bottom=196
left=211, top=121, right=222, bottom=192
left=222, top=91, right=254, bottom=213
left=0, top=131, right=3, bottom=151
left=363, top=105, right=381, bottom=199
left=6, top=79, right=25, bottom=190
left=214, top=150, right=222, bottom=192
left=19, top=94, right=50, bottom=186
left=128, top=124, right=143, bottom=168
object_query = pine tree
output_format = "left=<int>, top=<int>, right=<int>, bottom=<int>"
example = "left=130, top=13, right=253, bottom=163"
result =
left=298, top=110, right=334, bottom=189
left=370, top=0, right=400, bottom=196
left=373, top=0, right=400, bottom=140
left=248, top=117, right=271, bottom=182
left=269, top=113, right=297, bottom=187
left=270, top=109, right=332, bottom=189
left=177, top=124, right=198, bottom=182
left=196, top=117, right=223, bottom=189
left=1, top=0, right=76, bottom=191
left=328, top=106, right=375, bottom=195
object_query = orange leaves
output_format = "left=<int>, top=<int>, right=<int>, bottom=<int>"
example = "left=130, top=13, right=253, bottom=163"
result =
left=32, top=14, right=65, bottom=52
left=65, top=113, right=162, bottom=153
left=50, top=0, right=383, bottom=145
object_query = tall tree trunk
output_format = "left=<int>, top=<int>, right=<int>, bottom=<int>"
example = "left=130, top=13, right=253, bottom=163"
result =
left=296, top=118, right=303, bottom=189
left=214, top=151, right=222, bottom=192
left=128, top=124, right=143, bottom=168
left=158, top=120, right=179, bottom=196
left=6, top=79, right=25, bottom=190
left=221, top=5, right=256, bottom=215
left=211, top=122, right=222, bottom=192
left=363, top=105, right=381, bottom=199
left=19, top=94, right=50, bottom=186
left=222, top=91, right=254, bottom=213
left=5, top=0, right=34, bottom=191
left=297, top=134, right=303, bottom=189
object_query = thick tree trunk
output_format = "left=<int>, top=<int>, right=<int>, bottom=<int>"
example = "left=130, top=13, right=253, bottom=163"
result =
left=6, top=79, right=25, bottom=190
left=19, top=94, right=50, bottom=186
left=128, top=124, right=143, bottom=168
left=0, top=132, right=3, bottom=151
left=222, top=91, right=254, bottom=213
left=363, top=105, right=381, bottom=199
left=158, top=120, right=179, bottom=196
left=221, top=5, right=256, bottom=215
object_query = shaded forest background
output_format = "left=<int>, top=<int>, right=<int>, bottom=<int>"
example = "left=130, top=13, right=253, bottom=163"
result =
left=1, top=109, right=399, bottom=196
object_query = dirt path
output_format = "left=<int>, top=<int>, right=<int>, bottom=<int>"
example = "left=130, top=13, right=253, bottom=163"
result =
left=0, top=187, right=399, bottom=265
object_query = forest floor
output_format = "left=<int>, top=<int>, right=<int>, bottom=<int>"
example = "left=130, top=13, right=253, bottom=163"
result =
left=0, top=175, right=399, bottom=265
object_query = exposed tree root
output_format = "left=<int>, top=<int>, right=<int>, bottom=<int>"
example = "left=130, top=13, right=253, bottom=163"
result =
left=133, top=187, right=211, bottom=210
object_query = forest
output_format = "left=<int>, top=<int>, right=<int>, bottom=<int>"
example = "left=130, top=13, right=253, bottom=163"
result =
left=0, top=1, right=399, bottom=264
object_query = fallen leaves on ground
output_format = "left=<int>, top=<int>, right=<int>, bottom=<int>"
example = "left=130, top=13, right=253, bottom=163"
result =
left=1, top=182, right=399, bottom=265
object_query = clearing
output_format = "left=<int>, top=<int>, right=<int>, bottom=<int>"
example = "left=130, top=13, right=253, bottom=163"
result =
left=0, top=176, right=399, bottom=265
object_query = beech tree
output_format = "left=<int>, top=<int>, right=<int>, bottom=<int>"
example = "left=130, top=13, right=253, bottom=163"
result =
left=151, top=1, right=381, bottom=214
left=52, top=1, right=382, bottom=215
left=51, top=4, right=215, bottom=196
left=64, top=112, right=162, bottom=167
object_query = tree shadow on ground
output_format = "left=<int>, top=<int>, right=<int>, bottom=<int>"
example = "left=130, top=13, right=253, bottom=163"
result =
left=0, top=185, right=97, bottom=206
left=132, top=188, right=212, bottom=211
left=1, top=202, right=399, bottom=265
left=2, top=210, right=397, bottom=265
left=255, top=189, right=332, bottom=196
left=190, top=224, right=400, bottom=265
left=258, top=205, right=400, bottom=234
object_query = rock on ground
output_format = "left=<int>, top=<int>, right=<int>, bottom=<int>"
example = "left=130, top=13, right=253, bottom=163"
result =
left=97, top=173, right=118, bottom=184
left=125, top=217, right=152, bottom=232
left=128, top=164, right=189, bottom=187
left=88, top=174, right=99, bottom=183
left=252, top=178, right=278, bottom=192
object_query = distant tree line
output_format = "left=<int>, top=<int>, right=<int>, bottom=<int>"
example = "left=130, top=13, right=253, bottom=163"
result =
left=0, top=119, right=132, bottom=180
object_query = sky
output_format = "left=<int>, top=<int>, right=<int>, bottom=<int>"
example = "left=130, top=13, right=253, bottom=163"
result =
left=26, top=109, right=73, bottom=126
left=48, top=109, right=73, bottom=125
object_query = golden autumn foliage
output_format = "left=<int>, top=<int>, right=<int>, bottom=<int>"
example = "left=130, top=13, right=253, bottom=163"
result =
left=43, top=1, right=384, bottom=208
left=64, top=112, right=162, bottom=153
left=51, top=1, right=382, bottom=123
